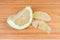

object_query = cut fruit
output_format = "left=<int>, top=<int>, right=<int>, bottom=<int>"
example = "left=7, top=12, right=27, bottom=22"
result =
left=32, top=20, right=39, bottom=28
left=38, top=21, right=51, bottom=34
left=33, top=11, right=51, bottom=21
left=32, top=20, right=51, bottom=34
left=7, top=6, right=33, bottom=30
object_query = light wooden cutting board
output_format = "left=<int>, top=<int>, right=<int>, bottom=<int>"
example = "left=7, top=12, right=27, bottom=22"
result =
left=0, top=0, right=60, bottom=40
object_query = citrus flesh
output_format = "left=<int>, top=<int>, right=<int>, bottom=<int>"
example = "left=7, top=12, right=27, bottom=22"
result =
left=7, top=6, right=33, bottom=30
left=38, top=20, right=51, bottom=34
left=32, top=20, right=51, bottom=34
left=33, top=11, right=51, bottom=21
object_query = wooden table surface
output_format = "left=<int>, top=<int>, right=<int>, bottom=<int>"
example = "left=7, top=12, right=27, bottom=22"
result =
left=0, top=0, right=60, bottom=40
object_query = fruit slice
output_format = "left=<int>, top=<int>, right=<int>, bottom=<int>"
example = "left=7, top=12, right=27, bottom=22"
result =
left=7, top=6, right=33, bottom=30
left=32, top=20, right=39, bottom=28
left=32, top=20, right=51, bottom=34
left=38, top=21, right=51, bottom=34
left=33, top=11, right=51, bottom=21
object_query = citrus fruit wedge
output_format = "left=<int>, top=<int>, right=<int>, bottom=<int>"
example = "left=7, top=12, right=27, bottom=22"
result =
left=32, top=20, right=51, bottom=34
left=7, top=6, right=33, bottom=30
left=33, top=11, right=51, bottom=21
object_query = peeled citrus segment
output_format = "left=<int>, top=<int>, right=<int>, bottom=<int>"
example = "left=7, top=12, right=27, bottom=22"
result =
left=33, top=11, right=51, bottom=21
left=7, top=6, right=33, bottom=30
left=32, top=20, right=39, bottom=28
left=38, top=21, right=51, bottom=34
left=32, top=20, right=51, bottom=34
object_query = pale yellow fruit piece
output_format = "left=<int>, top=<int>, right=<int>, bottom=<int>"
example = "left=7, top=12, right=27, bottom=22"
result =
left=33, top=11, right=51, bottom=21
left=38, top=21, right=51, bottom=34
left=32, top=20, right=51, bottom=34
left=32, top=20, right=39, bottom=28
left=7, top=6, right=33, bottom=30
left=11, top=10, right=30, bottom=26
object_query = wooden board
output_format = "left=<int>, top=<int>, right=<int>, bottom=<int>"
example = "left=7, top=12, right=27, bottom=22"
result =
left=0, top=0, right=60, bottom=40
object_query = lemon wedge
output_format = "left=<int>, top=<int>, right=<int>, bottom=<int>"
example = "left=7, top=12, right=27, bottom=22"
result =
left=7, top=6, right=33, bottom=30
left=33, top=11, right=51, bottom=21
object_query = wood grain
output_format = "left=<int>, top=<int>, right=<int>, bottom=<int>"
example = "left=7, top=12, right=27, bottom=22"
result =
left=0, top=0, right=60, bottom=40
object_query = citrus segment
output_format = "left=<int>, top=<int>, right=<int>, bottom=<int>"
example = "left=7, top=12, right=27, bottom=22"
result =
left=7, top=6, right=33, bottom=30
left=33, top=11, right=51, bottom=21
